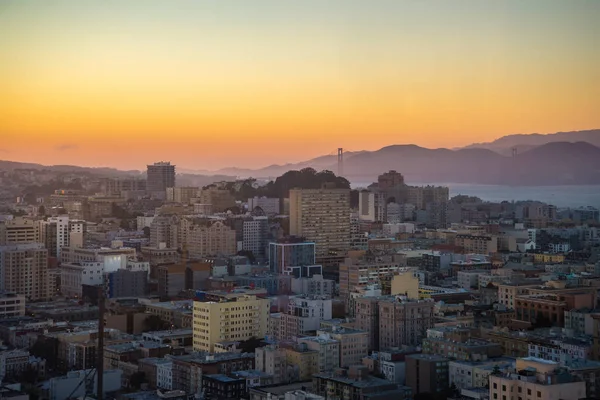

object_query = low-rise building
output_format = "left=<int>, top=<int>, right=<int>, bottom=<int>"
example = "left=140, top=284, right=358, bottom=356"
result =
left=313, top=366, right=411, bottom=400
left=489, top=357, right=586, bottom=400
left=316, top=326, right=369, bottom=368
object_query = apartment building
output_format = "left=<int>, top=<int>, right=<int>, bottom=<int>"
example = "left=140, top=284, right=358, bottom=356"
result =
left=186, top=220, right=236, bottom=259
left=454, top=234, right=498, bottom=255
left=255, top=345, right=290, bottom=384
left=378, top=296, right=435, bottom=349
left=150, top=215, right=179, bottom=248
left=358, top=189, right=386, bottom=222
left=298, top=334, right=340, bottom=373
left=166, top=187, right=199, bottom=204
left=0, top=243, right=49, bottom=301
left=0, top=292, right=25, bottom=318
left=289, top=186, right=351, bottom=258
left=279, top=295, right=332, bottom=340
left=313, top=365, right=411, bottom=400
left=316, top=326, right=369, bottom=368
left=291, top=274, right=335, bottom=297
left=39, top=216, right=85, bottom=258
left=405, top=354, right=449, bottom=396
left=147, top=162, right=176, bottom=197
left=422, top=337, right=503, bottom=361
left=61, top=262, right=104, bottom=297
left=449, top=358, right=515, bottom=390
left=489, top=357, right=586, bottom=400
left=339, top=252, right=403, bottom=298
left=242, top=216, right=269, bottom=260
left=0, top=217, right=39, bottom=245
left=195, top=188, right=236, bottom=212
left=193, top=293, right=269, bottom=352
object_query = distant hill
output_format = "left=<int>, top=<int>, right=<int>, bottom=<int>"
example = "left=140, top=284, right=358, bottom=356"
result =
left=210, top=141, right=600, bottom=186
left=461, top=129, right=600, bottom=156
left=0, top=159, right=141, bottom=177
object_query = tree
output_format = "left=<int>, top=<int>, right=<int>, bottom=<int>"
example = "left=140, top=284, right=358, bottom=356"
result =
left=237, top=250, right=256, bottom=264
left=239, top=337, right=264, bottom=353
left=129, top=371, right=147, bottom=390
left=143, top=315, right=170, bottom=332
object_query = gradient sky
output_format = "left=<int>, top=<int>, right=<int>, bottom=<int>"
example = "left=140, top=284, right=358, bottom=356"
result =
left=1, top=0, right=599, bottom=171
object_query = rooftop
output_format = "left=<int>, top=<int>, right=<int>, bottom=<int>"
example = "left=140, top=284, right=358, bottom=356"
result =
left=203, top=374, right=244, bottom=383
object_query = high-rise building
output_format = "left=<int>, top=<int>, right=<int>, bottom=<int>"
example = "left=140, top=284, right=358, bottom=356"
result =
left=242, top=216, right=269, bottom=261
left=192, top=291, right=270, bottom=352
left=358, top=190, right=386, bottom=222
left=147, top=162, right=176, bottom=197
left=268, top=239, right=316, bottom=274
left=149, top=215, right=179, bottom=249
left=0, top=217, right=39, bottom=245
left=289, top=186, right=351, bottom=258
left=38, top=216, right=85, bottom=258
left=378, top=170, right=405, bottom=190
left=0, top=243, right=49, bottom=301
left=338, top=251, right=403, bottom=299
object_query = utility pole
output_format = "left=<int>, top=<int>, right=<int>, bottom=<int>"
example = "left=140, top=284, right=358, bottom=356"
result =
left=96, top=283, right=105, bottom=400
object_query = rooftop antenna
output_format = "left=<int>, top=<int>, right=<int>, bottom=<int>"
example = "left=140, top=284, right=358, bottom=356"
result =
left=337, top=148, right=344, bottom=177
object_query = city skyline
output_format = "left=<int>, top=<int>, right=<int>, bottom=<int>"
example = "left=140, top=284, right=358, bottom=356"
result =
left=1, top=0, right=599, bottom=170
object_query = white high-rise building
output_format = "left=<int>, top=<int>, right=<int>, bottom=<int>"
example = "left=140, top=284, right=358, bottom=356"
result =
left=242, top=216, right=269, bottom=260
left=358, top=190, right=385, bottom=222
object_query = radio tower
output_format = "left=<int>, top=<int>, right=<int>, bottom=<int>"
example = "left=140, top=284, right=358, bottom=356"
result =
left=512, top=147, right=518, bottom=158
left=337, top=148, right=344, bottom=176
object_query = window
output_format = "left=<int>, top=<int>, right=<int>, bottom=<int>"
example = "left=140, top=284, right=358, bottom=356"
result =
left=537, top=392, right=541, bottom=398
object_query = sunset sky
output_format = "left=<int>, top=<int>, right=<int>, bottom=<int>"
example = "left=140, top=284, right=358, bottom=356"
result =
left=1, top=0, right=599, bottom=171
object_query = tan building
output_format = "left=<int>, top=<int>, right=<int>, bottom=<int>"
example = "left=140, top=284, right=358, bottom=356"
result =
left=196, top=188, right=236, bottom=213
left=316, top=326, right=369, bottom=368
left=378, top=296, right=435, bottom=349
left=489, top=357, right=586, bottom=400
left=339, top=251, right=403, bottom=299
left=150, top=215, right=179, bottom=248
left=289, top=186, right=351, bottom=258
left=390, top=269, right=419, bottom=298
left=166, top=187, right=199, bottom=204
left=455, top=234, right=498, bottom=255
left=0, top=243, right=49, bottom=301
left=0, top=217, right=40, bottom=245
left=193, top=293, right=270, bottom=352
left=186, top=220, right=236, bottom=259
left=298, top=335, right=340, bottom=373
left=284, top=344, right=319, bottom=381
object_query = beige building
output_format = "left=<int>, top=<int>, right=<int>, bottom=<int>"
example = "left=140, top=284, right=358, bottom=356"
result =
left=489, top=357, right=586, bottom=400
left=186, top=220, right=236, bottom=259
left=193, top=293, right=270, bottom=352
left=0, top=243, right=49, bottom=301
left=284, top=344, right=319, bottom=381
left=298, top=335, right=340, bottom=373
left=390, top=269, right=420, bottom=298
left=0, top=217, right=39, bottom=245
left=289, top=186, right=351, bottom=258
left=150, top=215, right=179, bottom=248
left=339, top=251, right=403, bottom=299
left=166, top=187, right=199, bottom=204
left=455, top=234, right=498, bottom=255
left=378, top=296, right=435, bottom=349
left=0, top=292, right=25, bottom=318
left=195, top=188, right=236, bottom=213
left=316, top=326, right=369, bottom=368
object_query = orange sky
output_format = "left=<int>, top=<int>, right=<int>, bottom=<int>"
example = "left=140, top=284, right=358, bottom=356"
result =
left=1, top=1, right=599, bottom=171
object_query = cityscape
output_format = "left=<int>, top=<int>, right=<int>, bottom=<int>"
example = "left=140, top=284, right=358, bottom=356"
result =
left=1, top=1, right=600, bottom=400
